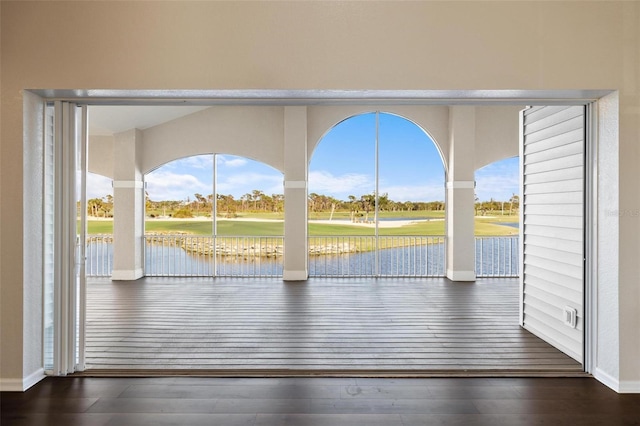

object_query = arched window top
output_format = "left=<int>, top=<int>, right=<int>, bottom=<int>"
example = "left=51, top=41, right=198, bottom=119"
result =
left=308, top=108, right=448, bottom=173
left=145, top=154, right=283, bottom=204
left=309, top=112, right=445, bottom=205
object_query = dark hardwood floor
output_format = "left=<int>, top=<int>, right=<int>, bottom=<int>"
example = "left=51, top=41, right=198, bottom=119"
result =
left=2, top=376, right=640, bottom=425
left=85, top=278, right=582, bottom=374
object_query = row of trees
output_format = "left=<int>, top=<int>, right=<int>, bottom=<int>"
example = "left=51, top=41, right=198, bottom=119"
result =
left=87, top=191, right=518, bottom=218
left=149, top=191, right=441, bottom=219
left=87, top=195, right=113, bottom=218
left=307, top=193, right=445, bottom=214
left=148, top=190, right=285, bottom=218
left=475, top=195, right=520, bottom=216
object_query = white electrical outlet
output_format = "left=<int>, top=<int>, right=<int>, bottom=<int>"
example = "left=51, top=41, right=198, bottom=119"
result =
left=563, top=306, right=578, bottom=329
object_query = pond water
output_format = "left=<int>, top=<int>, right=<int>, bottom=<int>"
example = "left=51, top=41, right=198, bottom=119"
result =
left=497, top=222, right=519, bottom=229
left=86, top=237, right=518, bottom=278
left=377, top=217, right=436, bottom=222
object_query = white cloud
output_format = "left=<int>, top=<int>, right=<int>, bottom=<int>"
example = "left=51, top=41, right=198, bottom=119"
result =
left=308, top=170, right=372, bottom=197
left=217, top=155, right=247, bottom=168
left=146, top=171, right=211, bottom=201
left=217, top=172, right=283, bottom=197
left=86, top=173, right=113, bottom=199
left=309, top=171, right=444, bottom=201
left=475, top=161, right=519, bottom=201
left=162, top=154, right=213, bottom=171
left=379, top=184, right=444, bottom=202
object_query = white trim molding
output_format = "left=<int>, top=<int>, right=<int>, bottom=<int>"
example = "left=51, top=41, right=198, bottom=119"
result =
left=619, top=381, right=640, bottom=394
left=446, top=180, right=475, bottom=189
left=283, top=270, right=308, bottom=281
left=0, top=368, right=45, bottom=392
left=112, top=180, right=144, bottom=189
left=595, top=368, right=640, bottom=394
left=594, top=368, right=620, bottom=392
left=111, top=268, right=144, bottom=281
left=284, top=180, right=307, bottom=189
left=446, top=269, right=476, bottom=282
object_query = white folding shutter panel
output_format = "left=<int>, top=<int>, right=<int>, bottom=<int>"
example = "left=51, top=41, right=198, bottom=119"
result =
left=43, top=104, right=55, bottom=371
left=77, top=105, right=88, bottom=371
left=521, top=105, right=585, bottom=363
left=50, top=101, right=85, bottom=375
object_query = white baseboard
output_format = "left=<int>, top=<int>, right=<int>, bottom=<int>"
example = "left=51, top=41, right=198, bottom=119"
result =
left=619, top=380, right=640, bottom=393
left=594, top=368, right=640, bottom=393
left=0, top=378, right=26, bottom=392
left=0, top=368, right=45, bottom=392
left=594, top=367, right=619, bottom=392
left=446, top=269, right=476, bottom=282
left=111, top=268, right=144, bottom=281
left=283, top=270, right=308, bottom=281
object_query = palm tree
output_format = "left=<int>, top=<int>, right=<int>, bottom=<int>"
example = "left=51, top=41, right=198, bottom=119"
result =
left=193, top=193, right=206, bottom=213
left=348, top=195, right=357, bottom=222
left=509, top=194, right=519, bottom=215
left=251, top=190, right=263, bottom=211
left=87, top=198, right=103, bottom=217
left=360, top=193, right=375, bottom=222
left=241, top=193, right=252, bottom=212
left=271, top=194, right=284, bottom=213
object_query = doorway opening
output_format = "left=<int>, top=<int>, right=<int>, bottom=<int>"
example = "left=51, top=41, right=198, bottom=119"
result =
left=35, top=96, right=596, bottom=376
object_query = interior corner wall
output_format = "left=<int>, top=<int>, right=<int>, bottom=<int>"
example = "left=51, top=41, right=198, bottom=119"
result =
left=1, top=90, right=26, bottom=389
left=594, top=92, right=621, bottom=388
left=22, top=92, right=45, bottom=386
left=0, top=91, right=47, bottom=391
left=616, top=0, right=640, bottom=392
left=1, top=0, right=639, bottom=390
left=617, top=93, right=640, bottom=391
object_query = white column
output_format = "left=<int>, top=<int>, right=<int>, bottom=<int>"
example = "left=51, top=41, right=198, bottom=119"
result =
left=111, top=129, right=145, bottom=280
left=446, top=106, right=477, bottom=282
left=283, top=106, right=308, bottom=281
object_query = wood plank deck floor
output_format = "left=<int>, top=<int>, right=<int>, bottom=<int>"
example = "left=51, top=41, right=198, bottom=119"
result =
left=85, top=278, right=583, bottom=375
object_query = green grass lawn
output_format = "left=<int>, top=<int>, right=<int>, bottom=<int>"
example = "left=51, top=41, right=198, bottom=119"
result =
left=87, top=215, right=518, bottom=236
left=83, top=221, right=114, bottom=234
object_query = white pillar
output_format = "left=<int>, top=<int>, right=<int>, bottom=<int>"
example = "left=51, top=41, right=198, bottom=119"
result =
left=283, top=106, right=308, bottom=281
left=111, top=129, right=145, bottom=280
left=446, top=106, right=477, bottom=282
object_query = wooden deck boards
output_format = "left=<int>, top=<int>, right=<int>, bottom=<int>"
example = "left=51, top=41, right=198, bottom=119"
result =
left=85, top=278, right=583, bottom=374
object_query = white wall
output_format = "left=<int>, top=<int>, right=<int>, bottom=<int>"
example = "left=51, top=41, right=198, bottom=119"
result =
left=88, top=136, right=115, bottom=179
left=20, top=92, right=45, bottom=389
left=141, top=106, right=285, bottom=174
left=474, top=106, right=523, bottom=170
left=1, top=1, right=638, bottom=391
left=93, top=104, right=513, bottom=179
left=596, top=92, right=622, bottom=388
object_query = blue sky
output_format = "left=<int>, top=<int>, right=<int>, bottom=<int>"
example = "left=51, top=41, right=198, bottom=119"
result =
left=309, top=113, right=446, bottom=202
left=87, top=113, right=519, bottom=202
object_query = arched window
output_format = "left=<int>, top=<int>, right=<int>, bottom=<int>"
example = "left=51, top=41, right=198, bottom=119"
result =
left=143, top=154, right=284, bottom=277
left=308, top=112, right=446, bottom=277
